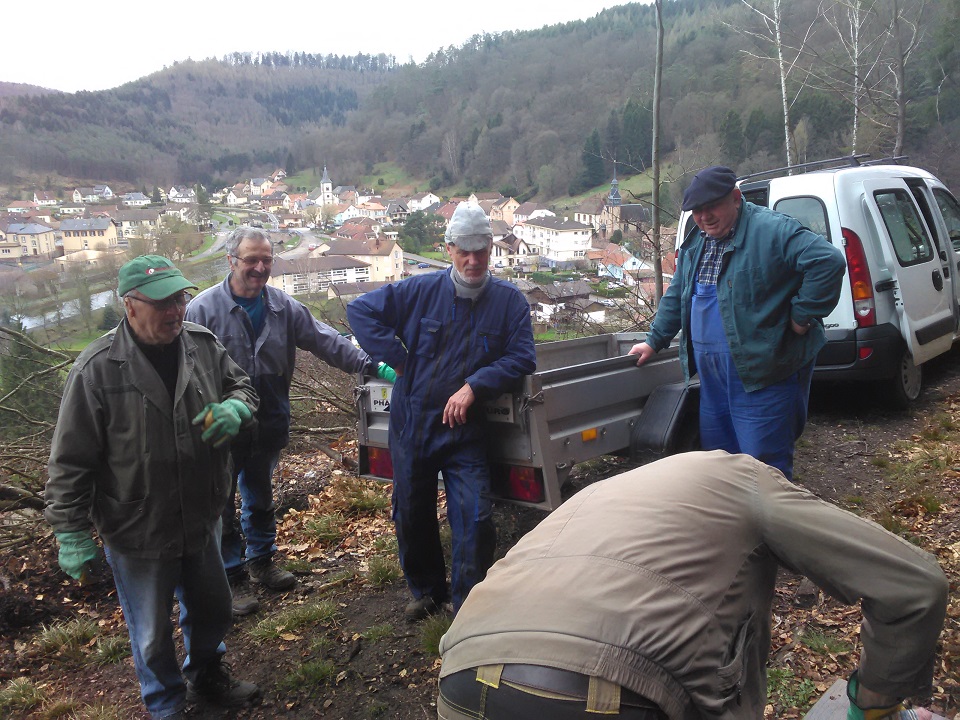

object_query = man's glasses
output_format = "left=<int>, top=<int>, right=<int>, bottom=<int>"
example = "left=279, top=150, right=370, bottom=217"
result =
left=232, top=255, right=274, bottom=267
left=128, top=292, right=192, bottom=311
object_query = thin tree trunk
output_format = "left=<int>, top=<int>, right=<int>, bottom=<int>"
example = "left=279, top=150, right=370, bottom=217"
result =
left=652, top=0, right=665, bottom=302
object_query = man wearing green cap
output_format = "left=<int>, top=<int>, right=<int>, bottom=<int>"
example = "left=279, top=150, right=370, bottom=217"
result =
left=45, top=255, right=261, bottom=720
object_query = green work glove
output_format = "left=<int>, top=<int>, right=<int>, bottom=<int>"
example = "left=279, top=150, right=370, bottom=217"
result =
left=846, top=672, right=914, bottom=720
left=192, top=399, right=252, bottom=448
left=376, top=362, right=397, bottom=383
left=54, top=530, right=99, bottom=582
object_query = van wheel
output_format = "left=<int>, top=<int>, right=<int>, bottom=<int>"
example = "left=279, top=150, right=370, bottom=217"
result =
left=887, top=349, right=923, bottom=410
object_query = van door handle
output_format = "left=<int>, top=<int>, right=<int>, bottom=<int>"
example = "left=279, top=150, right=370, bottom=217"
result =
left=933, top=270, right=944, bottom=291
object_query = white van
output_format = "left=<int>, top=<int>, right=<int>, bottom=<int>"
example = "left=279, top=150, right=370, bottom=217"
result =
left=677, top=157, right=960, bottom=408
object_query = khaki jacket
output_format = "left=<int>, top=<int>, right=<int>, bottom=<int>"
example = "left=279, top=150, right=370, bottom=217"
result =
left=439, top=451, right=947, bottom=719
left=45, top=320, right=257, bottom=558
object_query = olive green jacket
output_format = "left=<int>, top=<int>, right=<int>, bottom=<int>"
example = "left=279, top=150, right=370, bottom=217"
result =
left=45, top=320, right=257, bottom=558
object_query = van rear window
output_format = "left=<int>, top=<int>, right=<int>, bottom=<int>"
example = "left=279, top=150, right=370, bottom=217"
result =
left=773, top=197, right=830, bottom=240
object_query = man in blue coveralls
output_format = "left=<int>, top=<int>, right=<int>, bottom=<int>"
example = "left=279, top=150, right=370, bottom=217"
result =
left=628, top=166, right=845, bottom=480
left=347, top=203, right=536, bottom=620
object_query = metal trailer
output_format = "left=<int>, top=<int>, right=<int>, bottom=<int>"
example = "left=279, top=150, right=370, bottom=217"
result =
left=354, top=332, right=698, bottom=511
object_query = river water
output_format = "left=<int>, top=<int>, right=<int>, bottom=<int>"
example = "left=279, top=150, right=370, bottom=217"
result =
left=18, top=255, right=230, bottom=331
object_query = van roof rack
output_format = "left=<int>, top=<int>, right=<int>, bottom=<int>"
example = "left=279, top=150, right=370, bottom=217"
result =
left=738, top=154, right=876, bottom=183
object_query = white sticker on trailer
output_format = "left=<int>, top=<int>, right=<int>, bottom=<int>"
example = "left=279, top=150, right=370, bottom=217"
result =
left=367, top=385, right=392, bottom=413
left=483, top=393, right=514, bottom=424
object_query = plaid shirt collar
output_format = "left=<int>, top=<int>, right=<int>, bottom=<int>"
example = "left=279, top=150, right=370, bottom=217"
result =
left=695, top=203, right=742, bottom=285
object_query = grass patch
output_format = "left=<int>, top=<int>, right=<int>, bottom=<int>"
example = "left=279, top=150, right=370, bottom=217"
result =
left=366, top=555, right=402, bottom=587
left=767, top=667, right=817, bottom=710
left=439, top=523, right=453, bottom=557
left=0, top=677, right=47, bottom=713
left=372, top=534, right=398, bottom=556
left=36, top=697, right=83, bottom=718
left=421, top=613, right=453, bottom=656
left=92, top=635, right=130, bottom=666
left=342, top=477, right=390, bottom=515
left=285, top=557, right=313, bottom=574
left=36, top=617, right=99, bottom=660
left=799, top=629, right=852, bottom=655
left=249, top=600, right=340, bottom=641
left=278, top=659, right=337, bottom=695
left=361, top=623, right=394, bottom=643
left=366, top=699, right=390, bottom=717
left=309, top=636, right=335, bottom=654
left=304, top=511, right=347, bottom=544
left=357, top=161, right=421, bottom=191
left=869, top=456, right=890, bottom=468
left=73, top=705, right=125, bottom=720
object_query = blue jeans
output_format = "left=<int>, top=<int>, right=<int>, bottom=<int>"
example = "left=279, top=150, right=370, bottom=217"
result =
left=105, top=527, right=232, bottom=719
left=222, top=446, right=282, bottom=575
left=391, top=440, right=496, bottom=611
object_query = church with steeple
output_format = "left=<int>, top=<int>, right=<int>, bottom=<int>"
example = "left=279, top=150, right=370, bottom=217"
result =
left=576, top=166, right=652, bottom=239
left=318, top=166, right=335, bottom=207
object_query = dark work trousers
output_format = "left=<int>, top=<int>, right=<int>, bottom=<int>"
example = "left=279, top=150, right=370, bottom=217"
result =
left=391, top=439, right=496, bottom=611
left=438, top=668, right=667, bottom=720
left=221, top=444, right=282, bottom=576
left=691, top=282, right=814, bottom=480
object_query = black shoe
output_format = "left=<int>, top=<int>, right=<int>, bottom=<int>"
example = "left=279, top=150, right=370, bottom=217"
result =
left=186, top=659, right=261, bottom=707
left=404, top=596, right=441, bottom=622
left=228, top=573, right=260, bottom=617
left=248, top=556, right=296, bottom=591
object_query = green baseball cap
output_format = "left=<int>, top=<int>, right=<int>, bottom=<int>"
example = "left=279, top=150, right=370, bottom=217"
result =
left=118, top=255, right=198, bottom=299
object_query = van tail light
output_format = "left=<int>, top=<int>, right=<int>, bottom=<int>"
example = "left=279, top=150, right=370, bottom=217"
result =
left=842, top=227, right=876, bottom=328
left=361, top=446, right=394, bottom=480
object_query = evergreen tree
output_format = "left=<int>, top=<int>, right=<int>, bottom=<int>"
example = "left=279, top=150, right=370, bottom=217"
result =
left=604, top=110, right=621, bottom=175
left=622, top=98, right=652, bottom=171
left=719, top=110, right=744, bottom=163
left=572, top=130, right=605, bottom=194
left=99, top=305, right=121, bottom=330
left=399, top=211, right=446, bottom=255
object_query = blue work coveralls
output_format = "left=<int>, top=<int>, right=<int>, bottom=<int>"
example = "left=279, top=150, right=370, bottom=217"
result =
left=347, top=269, right=536, bottom=609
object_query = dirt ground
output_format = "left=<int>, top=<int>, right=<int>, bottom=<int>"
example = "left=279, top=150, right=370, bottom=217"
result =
left=3, top=348, right=960, bottom=719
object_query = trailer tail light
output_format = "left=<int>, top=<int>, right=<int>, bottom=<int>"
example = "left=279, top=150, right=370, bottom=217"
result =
left=842, top=227, right=876, bottom=328
left=491, top=464, right=545, bottom=504
left=362, top=446, right=394, bottom=480
left=506, top=466, right=545, bottom=504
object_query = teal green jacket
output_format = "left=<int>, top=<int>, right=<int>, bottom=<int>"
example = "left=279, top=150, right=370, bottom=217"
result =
left=647, top=201, right=846, bottom=392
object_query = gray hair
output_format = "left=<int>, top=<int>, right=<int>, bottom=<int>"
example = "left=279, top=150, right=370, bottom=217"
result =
left=225, top=226, right=272, bottom=258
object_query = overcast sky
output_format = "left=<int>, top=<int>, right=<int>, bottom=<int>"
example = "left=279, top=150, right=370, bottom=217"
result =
left=5, top=1, right=637, bottom=93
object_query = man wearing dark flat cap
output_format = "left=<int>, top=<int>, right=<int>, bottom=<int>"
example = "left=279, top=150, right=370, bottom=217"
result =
left=629, top=166, right=845, bottom=480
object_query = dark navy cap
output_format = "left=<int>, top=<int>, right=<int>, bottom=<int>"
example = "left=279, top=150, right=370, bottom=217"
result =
left=681, top=166, right=738, bottom=211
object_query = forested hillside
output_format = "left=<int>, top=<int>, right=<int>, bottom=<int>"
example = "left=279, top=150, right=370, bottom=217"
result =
left=1, top=0, right=958, bottom=198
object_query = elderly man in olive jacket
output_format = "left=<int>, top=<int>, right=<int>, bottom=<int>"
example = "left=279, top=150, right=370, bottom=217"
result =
left=45, top=256, right=261, bottom=720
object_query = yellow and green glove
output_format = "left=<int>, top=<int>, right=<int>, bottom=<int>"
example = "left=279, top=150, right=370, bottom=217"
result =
left=192, top=399, right=252, bottom=448
left=54, top=530, right=99, bottom=582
